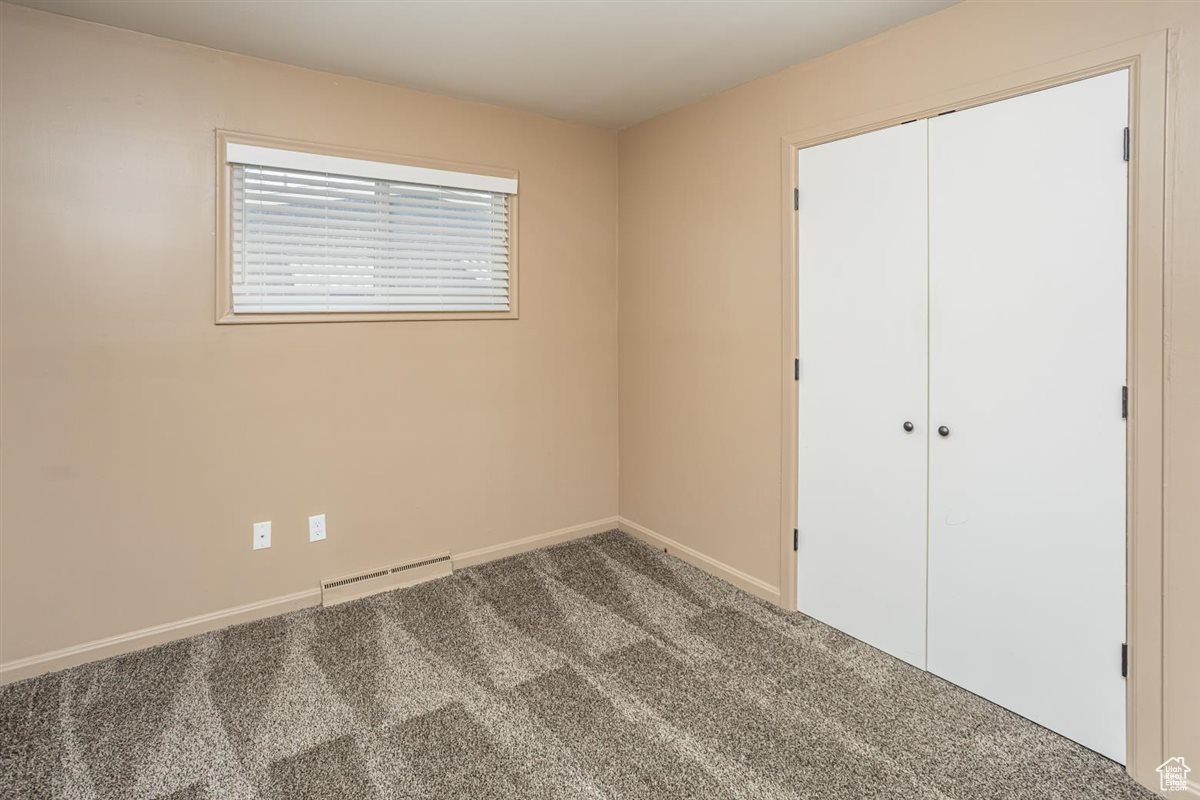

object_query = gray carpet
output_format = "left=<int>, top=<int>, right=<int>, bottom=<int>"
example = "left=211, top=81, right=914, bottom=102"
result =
left=1, top=530, right=1154, bottom=799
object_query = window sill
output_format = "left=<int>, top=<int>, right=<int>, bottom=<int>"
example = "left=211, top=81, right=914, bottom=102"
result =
left=215, top=308, right=519, bottom=324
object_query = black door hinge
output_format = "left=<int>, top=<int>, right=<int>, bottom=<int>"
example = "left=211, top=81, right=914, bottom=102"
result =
left=793, top=188, right=799, bottom=211
left=794, top=358, right=800, bottom=381
left=1123, top=127, right=1130, bottom=162
left=1122, top=386, right=1128, bottom=419
left=793, top=528, right=799, bottom=551
left=1121, top=643, right=1128, bottom=678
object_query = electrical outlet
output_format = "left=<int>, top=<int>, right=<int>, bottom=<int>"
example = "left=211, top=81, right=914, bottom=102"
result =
left=253, top=521, right=271, bottom=550
left=308, top=513, right=326, bottom=543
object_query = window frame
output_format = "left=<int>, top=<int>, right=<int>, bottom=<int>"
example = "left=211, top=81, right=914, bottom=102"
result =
left=214, top=130, right=520, bottom=324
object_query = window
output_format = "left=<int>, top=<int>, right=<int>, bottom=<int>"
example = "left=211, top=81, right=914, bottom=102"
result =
left=216, top=133, right=518, bottom=322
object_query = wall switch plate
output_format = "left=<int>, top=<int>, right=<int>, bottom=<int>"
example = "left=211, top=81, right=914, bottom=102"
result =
left=253, top=521, right=271, bottom=550
left=308, top=513, right=326, bottom=542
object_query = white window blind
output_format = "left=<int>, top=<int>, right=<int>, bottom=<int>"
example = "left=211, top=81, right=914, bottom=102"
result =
left=228, top=148, right=514, bottom=314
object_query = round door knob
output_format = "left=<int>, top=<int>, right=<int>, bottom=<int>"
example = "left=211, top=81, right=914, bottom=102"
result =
left=938, top=426, right=950, bottom=437
left=903, top=421, right=914, bottom=432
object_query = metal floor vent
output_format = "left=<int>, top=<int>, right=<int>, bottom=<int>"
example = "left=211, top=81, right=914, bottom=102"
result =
left=321, top=552, right=452, bottom=607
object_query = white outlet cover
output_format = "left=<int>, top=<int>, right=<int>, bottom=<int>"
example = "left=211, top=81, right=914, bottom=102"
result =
left=309, top=513, right=326, bottom=542
left=253, top=520, right=271, bottom=550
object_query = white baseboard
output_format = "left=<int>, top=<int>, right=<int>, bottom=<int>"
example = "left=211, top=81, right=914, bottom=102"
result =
left=452, top=516, right=619, bottom=568
left=0, top=515, right=619, bottom=686
left=618, top=516, right=781, bottom=605
left=0, top=588, right=321, bottom=686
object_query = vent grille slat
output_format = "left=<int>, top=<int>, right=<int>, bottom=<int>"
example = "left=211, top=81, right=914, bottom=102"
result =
left=390, top=555, right=452, bottom=573
left=320, top=552, right=453, bottom=606
left=323, top=568, right=391, bottom=590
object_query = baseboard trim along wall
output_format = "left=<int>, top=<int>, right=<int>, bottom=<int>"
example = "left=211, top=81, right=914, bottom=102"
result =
left=452, top=516, right=619, bottom=569
left=0, top=515, right=620, bottom=686
left=1, top=516, right=781, bottom=683
left=0, top=588, right=322, bottom=686
left=618, top=517, right=781, bottom=605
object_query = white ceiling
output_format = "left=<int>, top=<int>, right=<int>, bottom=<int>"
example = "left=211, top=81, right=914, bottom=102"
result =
left=13, top=0, right=957, bottom=128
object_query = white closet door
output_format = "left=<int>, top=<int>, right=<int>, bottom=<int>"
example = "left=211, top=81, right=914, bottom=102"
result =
left=928, top=71, right=1128, bottom=762
left=797, top=120, right=928, bottom=668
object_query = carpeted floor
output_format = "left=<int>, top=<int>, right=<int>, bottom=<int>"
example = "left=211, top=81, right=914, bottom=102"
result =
left=1, top=530, right=1154, bottom=799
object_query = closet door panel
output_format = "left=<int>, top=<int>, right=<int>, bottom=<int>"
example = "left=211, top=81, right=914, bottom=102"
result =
left=928, top=71, right=1129, bottom=762
left=796, top=120, right=928, bottom=668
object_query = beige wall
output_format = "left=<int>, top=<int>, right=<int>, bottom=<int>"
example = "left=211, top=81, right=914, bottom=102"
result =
left=0, top=4, right=618, bottom=663
left=2, top=0, right=1197, bottom=784
left=618, top=0, right=1198, bottom=783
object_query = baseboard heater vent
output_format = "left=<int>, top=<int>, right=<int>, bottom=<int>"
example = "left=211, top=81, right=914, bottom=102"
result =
left=321, top=552, right=452, bottom=607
